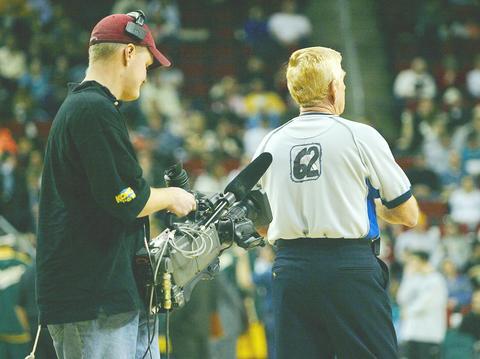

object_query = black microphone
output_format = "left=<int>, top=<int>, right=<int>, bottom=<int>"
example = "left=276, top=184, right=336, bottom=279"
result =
left=224, top=152, right=273, bottom=201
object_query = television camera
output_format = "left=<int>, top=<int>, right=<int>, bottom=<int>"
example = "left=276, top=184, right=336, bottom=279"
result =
left=135, top=153, right=273, bottom=314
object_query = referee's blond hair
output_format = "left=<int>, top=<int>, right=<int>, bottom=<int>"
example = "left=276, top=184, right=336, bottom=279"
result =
left=286, top=47, right=343, bottom=107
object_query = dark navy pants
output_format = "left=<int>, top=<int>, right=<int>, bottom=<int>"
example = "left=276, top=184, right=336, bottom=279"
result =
left=272, top=238, right=398, bottom=359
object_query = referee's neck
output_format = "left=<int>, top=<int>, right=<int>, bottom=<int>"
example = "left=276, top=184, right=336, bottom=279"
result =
left=300, top=105, right=337, bottom=116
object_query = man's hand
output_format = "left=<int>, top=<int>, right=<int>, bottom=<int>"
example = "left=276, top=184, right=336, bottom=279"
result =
left=137, top=187, right=196, bottom=218
left=164, top=187, right=197, bottom=217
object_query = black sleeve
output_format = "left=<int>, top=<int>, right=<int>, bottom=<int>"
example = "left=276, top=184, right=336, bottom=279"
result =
left=70, top=103, right=150, bottom=222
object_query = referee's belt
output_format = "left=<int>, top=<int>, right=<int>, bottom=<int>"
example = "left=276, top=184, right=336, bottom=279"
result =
left=276, top=237, right=381, bottom=256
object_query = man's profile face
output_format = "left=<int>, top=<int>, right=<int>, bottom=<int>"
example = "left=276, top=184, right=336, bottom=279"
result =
left=121, top=45, right=154, bottom=101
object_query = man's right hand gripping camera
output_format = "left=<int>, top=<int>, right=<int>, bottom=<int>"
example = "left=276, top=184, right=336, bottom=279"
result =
left=135, top=153, right=273, bottom=314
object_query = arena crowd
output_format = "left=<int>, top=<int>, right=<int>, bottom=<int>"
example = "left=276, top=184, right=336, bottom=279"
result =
left=1, top=0, right=480, bottom=358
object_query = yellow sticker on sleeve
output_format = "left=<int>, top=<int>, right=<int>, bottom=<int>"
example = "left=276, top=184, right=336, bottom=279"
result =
left=115, top=187, right=136, bottom=203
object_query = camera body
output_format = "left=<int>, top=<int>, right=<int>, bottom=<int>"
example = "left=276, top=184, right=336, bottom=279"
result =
left=135, top=168, right=272, bottom=314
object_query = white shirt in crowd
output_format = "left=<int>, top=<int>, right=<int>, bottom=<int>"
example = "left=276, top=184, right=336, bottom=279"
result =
left=449, top=187, right=480, bottom=227
left=421, top=123, right=451, bottom=175
left=267, top=12, right=312, bottom=45
left=393, top=69, right=437, bottom=99
left=394, top=227, right=442, bottom=266
left=441, top=234, right=474, bottom=270
left=466, top=67, right=480, bottom=98
left=253, top=113, right=411, bottom=243
left=397, top=271, right=448, bottom=344
left=0, top=46, right=26, bottom=80
left=193, top=173, right=228, bottom=194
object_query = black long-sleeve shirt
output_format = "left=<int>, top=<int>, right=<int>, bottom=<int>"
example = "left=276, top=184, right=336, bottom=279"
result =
left=37, top=81, right=150, bottom=324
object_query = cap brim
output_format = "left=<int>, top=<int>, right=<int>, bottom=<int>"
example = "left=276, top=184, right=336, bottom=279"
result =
left=149, top=46, right=171, bottom=68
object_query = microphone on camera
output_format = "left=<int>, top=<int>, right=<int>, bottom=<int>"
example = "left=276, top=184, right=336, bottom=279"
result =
left=224, top=152, right=273, bottom=202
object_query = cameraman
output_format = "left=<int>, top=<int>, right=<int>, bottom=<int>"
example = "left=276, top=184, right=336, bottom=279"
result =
left=36, top=12, right=196, bottom=359
left=253, top=47, right=419, bottom=358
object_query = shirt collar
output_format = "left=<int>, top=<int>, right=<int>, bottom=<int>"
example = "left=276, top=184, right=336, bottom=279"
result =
left=69, top=81, right=123, bottom=108
left=299, top=112, right=334, bottom=116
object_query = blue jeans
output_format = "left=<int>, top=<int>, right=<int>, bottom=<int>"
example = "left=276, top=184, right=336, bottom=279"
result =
left=47, top=310, right=160, bottom=359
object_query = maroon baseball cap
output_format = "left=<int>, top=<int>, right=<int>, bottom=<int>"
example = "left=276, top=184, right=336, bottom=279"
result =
left=89, top=13, right=171, bottom=68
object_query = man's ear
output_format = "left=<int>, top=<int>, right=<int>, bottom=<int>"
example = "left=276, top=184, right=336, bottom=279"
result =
left=123, top=44, right=136, bottom=66
left=329, top=79, right=337, bottom=103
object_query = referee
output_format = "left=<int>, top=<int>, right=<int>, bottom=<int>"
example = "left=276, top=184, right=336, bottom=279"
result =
left=253, top=47, right=418, bottom=358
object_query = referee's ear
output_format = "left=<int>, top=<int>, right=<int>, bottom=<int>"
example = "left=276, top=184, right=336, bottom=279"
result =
left=329, top=80, right=337, bottom=103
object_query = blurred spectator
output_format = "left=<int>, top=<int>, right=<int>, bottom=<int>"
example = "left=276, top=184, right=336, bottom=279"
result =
left=243, top=116, right=270, bottom=158
left=459, top=288, right=480, bottom=341
left=405, top=154, right=442, bottom=199
left=397, top=251, right=448, bottom=359
left=414, top=0, right=445, bottom=60
left=240, top=56, right=270, bottom=88
left=210, top=118, right=243, bottom=159
left=47, top=55, right=78, bottom=113
left=11, top=89, right=42, bottom=123
left=149, top=115, right=184, bottom=161
left=18, top=57, right=51, bottom=111
left=461, top=132, right=480, bottom=177
left=137, top=149, right=155, bottom=185
left=466, top=241, right=480, bottom=288
left=17, top=263, right=56, bottom=359
left=446, top=16, right=480, bottom=41
left=252, top=246, right=275, bottom=359
left=183, top=111, right=209, bottom=157
left=0, top=152, right=34, bottom=233
left=466, top=54, right=480, bottom=99
left=244, top=78, right=286, bottom=128
left=442, top=87, right=470, bottom=130
left=0, top=236, right=31, bottom=358
left=241, top=5, right=271, bottom=58
left=267, top=0, right=311, bottom=49
left=210, top=251, right=248, bottom=359
left=441, top=258, right=473, bottom=312
left=16, top=137, right=34, bottom=168
left=170, top=280, right=217, bottom=359
left=209, top=76, right=246, bottom=118
left=439, top=217, right=474, bottom=270
left=393, top=57, right=437, bottom=101
left=448, top=175, right=480, bottom=229
left=436, top=56, right=461, bottom=93
left=148, top=0, right=181, bottom=42
left=422, top=115, right=451, bottom=175
left=140, top=68, right=183, bottom=120
left=394, top=212, right=441, bottom=266
left=28, top=0, right=53, bottom=24
left=0, top=129, right=17, bottom=155
left=439, top=151, right=463, bottom=194
left=184, top=112, right=243, bottom=162
left=452, top=104, right=480, bottom=153
left=112, top=0, right=148, bottom=14
left=397, top=98, right=437, bottom=154
left=0, top=34, right=27, bottom=83
left=193, top=160, right=228, bottom=194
